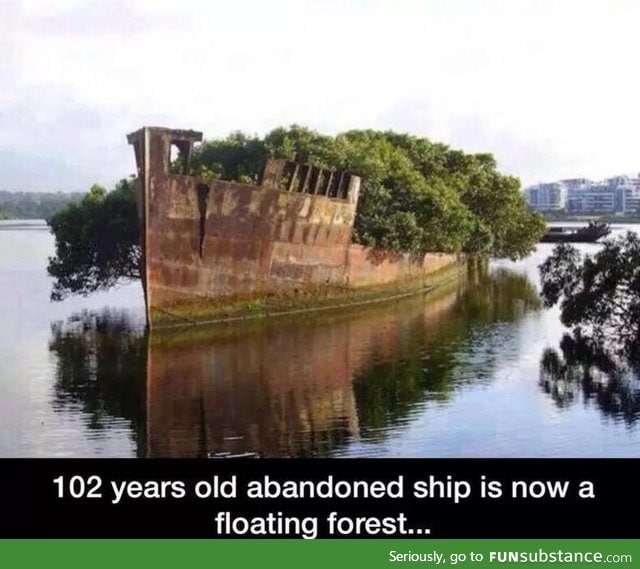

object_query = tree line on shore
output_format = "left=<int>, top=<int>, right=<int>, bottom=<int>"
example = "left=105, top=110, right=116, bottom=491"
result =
left=0, top=190, right=82, bottom=220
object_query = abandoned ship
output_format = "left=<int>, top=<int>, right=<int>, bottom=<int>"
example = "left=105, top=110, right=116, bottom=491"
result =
left=127, top=127, right=461, bottom=328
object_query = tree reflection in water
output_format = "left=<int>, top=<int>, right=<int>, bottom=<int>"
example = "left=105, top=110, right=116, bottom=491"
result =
left=48, top=265, right=543, bottom=457
left=539, top=334, right=640, bottom=425
left=49, top=309, right=146, bottom=454
left=352, top=266, right=541, bottom=437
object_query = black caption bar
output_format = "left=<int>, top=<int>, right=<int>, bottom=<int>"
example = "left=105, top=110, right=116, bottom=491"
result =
left=2, top=459, right=638, bottom=538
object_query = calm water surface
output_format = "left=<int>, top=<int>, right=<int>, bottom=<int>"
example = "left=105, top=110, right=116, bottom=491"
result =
left=1, top=220, right=638, bottom=457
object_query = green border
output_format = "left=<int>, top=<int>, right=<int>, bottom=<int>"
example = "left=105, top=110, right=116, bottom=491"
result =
left=2, top=539, right=638, bottom=568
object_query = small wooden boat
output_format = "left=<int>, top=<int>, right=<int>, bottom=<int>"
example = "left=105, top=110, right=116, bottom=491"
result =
left=539, top=222, right=611, bottom=243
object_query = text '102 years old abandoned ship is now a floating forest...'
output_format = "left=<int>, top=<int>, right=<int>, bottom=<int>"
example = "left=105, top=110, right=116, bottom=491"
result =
left=124, top=126, right=545, bottom=328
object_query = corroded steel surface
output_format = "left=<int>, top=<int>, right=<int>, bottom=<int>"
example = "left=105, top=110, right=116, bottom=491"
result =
left=128, top=127, right=459, bottom=327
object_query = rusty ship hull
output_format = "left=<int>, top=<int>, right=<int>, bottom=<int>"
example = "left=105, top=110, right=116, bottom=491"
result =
left=128, top=127, right=461, bottom=329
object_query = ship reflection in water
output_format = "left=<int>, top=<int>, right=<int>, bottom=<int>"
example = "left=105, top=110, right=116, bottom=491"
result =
left=48, top=263, right=555, bottom=457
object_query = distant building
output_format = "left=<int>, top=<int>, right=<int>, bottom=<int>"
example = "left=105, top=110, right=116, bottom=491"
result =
left=524, top=182, right=566, bottom=211
left=563, top=178, right=592, bottom=213
left=569, top=183, right=616, bottom=213
left=617, top=178, right=640, bottom=215
left=525, top=173, right=640, bottom=215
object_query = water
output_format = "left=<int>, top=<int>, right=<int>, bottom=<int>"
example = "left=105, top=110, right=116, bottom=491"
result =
left=1, top=219, right=638, bottom=457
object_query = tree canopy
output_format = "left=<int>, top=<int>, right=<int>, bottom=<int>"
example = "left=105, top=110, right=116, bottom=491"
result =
left=47, top=179, right=141, bottom=301
left=191, top=126, right=545, bottom=259
left=47, top=126, right=544, bottom=299
left=539, top=232, right=640, bottom=364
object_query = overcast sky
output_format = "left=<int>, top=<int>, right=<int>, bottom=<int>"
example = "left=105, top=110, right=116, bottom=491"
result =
left=2, top=0, right=639, bottom=191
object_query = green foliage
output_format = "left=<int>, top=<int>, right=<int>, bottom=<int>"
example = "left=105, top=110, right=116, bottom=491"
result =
left=0, top=190, right=82, bottom=220
left=539, top=232, right=640, bottom=361
left=191, top=126, right=544, bottom=258
left=539, top=334, right=640, bottom=423
left=48, top=126, right=544, bottom=300
left=47, top=178, right=141, bottom=301
left=192, top=131, right=268, bottom=183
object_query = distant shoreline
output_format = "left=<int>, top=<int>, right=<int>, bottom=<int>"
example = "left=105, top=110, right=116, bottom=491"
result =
left=0, top=219, right=49, bottom=230
left=543, top=214, right=640, bottom=224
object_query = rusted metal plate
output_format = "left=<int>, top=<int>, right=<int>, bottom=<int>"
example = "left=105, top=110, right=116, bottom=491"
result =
left=128, top=127, right=457, bottom=328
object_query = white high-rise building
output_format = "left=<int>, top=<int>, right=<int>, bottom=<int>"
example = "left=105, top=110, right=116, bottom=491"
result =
left=524, top=182, right=566, bottom=211
left=524, top=174, right=640, bottom=215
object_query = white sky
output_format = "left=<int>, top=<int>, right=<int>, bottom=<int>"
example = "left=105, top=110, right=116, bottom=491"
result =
left=2, top=0, right=640, bottom=191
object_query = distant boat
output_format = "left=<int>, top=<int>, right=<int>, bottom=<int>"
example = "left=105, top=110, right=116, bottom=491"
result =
left=539, top=221, right=611, bottom=243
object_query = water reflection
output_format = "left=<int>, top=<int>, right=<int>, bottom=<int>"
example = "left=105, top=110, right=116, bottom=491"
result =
left=539, top=334, right=640, bottom=425
left=49, top=264, right=545, bottom=457
left=49, top=310, right=147, bottom=455
left=352, top=267, right=542, bottom=439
